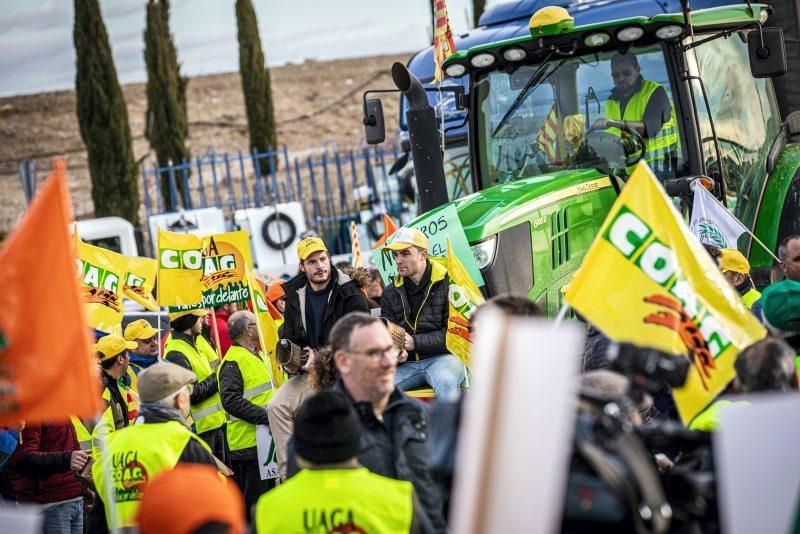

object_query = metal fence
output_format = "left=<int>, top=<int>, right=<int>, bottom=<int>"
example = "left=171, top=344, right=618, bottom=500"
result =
left=140, top=143, right=407, bottom=255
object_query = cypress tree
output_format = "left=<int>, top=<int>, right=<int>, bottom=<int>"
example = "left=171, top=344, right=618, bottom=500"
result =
left=74, top=0, right=140, bottom=225
left=472, top=0, right=486, bottom=28
left=236, top=0, right=277, bottom=177
left=144, top=0, right=190, bottom=210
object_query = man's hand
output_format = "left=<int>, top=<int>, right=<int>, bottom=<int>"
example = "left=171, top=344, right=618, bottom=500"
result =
left=301, top=348, right=316, bottom=372
left=70, top=450, right=89, bottom=472
left=403, top=333, right=415, bottom=351
left=397, top=349, right=408, bottom=364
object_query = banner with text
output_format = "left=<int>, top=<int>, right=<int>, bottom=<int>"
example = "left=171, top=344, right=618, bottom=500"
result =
left=76, top=240, right=129, bottom=334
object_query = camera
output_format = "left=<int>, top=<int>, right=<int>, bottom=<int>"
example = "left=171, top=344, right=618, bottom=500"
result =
left=606, top=342, right=690, bottom=389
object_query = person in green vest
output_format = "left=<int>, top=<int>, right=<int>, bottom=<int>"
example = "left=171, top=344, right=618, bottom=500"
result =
left=165, top=309, right=228, bottom=466
left=218, top=310, right=276, bottom=520
left=594, top=51, right=679, bottom=177
left=718, top=248, right=763, bottom=314
left=255, top=389, right=422, bottom=533
left=87, top=362, right=218, bottom=533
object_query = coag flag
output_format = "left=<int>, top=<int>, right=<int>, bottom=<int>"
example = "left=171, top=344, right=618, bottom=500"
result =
left=123, top=256, right=158, bottom=311
left=445, top=238, right=485, bottom=368
left=690, top=183, right=747, bottom=249
left=433, top=0, right=457, bottom=82
left=350, top=221, right=363, bottom=267
left=247, top=267, right=285, bottom=389
left=0, top=160, right=100, bottom=425
left=157, top=229, right=205, bottom=306
left=371, top=213, right=399, bottom=250
left=76, top=240, right=129, bottom=334
left=564, top=162, right=766, bottom=424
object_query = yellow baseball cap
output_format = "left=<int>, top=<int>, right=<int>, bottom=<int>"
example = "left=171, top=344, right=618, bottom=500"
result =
left=719, top=248, right=750, bottom=274
left=381, top=227, right=429, bottom=253
left=96, top=334, right=137, bottom=362
left=124, top=319, right=159, bottom=341
left=297, top=236, right=328, bottom=261
left=167, top=309, right=208, bottom=322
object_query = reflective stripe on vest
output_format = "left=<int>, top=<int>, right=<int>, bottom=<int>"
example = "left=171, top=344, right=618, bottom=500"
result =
left=742, top=287, right=762, bottom=309
left=91, top=421, right=210, bottom=530
left=70, top=416, right=93, bottom=450
left=605, top=79, right=679, bottom=167
left=164, top=336, right=226, bottom=433
left=255, top=467, right=413, bottom=533
left=219, top=345, right=275, bottom=451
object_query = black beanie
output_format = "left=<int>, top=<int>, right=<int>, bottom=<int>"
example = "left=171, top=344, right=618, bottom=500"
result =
left=294, top=390, right=361, bottom=465
left=170, top=314, right=199, bottom=333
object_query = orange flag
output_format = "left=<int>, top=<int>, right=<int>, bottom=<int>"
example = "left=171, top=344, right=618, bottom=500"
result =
left=0, top=160, right=101, bottom=425
left=371, top=213, right=399, bottom=250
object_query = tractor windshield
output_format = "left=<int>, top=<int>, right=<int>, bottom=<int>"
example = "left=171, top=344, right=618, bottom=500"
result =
left=475, top=44, right=687, bottom=188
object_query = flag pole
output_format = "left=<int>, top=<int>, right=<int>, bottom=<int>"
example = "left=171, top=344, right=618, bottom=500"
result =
left=208, top=306, right=224, bottom=362
left=245, top=267, right=275, bottom=387
left=552, top=301, right=570, bottom=330
left=156, top=230, right=163, bottom=360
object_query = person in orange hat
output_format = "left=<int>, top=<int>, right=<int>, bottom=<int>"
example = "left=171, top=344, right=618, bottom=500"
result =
left=265, top=280, right=286, bottom=315
left=136, top=464, right=245, bottom=534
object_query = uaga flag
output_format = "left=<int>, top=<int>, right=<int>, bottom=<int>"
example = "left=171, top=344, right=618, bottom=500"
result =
left=0, top=160, right=100, bottom=424
left=76, top=240, right=129, bottom=334
left=690, top=183, right=747, bottom=249
left=565, top=162, right=765, bottom=424
left=157, top=229, right=205, bottom=306
left=123, top=256, right=158, bottom=311
left=247, top=267, right=285, bottom=389
left=446, top=238, right=485, bottom=368
left=433, top=0, right=457, bottom=82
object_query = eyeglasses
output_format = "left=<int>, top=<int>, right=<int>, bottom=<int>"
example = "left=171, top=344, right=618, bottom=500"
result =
left=612, top=69, right=634, bottom=79
left=348, top=345, right=402, bottom=360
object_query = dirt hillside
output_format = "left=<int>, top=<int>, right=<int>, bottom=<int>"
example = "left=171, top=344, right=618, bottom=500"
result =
left=0, top=53, right=410, bottom=232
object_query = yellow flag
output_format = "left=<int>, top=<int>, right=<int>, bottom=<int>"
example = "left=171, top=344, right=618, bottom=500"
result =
left=123, top=256, right=158, bottom=311
left=157, top=229, right=205, bottom=306
left=445, top=237, right=485, bottom=368
left=247, top=266, right=286, bottom=389
left=76, top=240, right=129, bottom=334
left=564, top=162, right=766, bottom=424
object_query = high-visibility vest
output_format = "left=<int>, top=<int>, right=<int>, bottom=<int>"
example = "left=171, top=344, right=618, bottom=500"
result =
left=164, top=336, right=226, bottom=434
left=742, top=287, right=762, bottom=310
left=91, top=388, right=125, bottom=458
left=70, top=416, right=93, bottom=450
left=688, top=399, right=748, bottom=431
left=218, top=345, right=274, bottom=451
left=92, top=421, right=210, bottom=530
left=255, top=467, right=413, bottom=533
left=605, top=79, right=679, bottom=169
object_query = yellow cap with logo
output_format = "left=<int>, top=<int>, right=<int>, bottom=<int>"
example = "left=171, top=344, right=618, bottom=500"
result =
left=297, top=236, right=328, bottom=261
left=96, top=334, right=137, bottom=362
left=167, top=309, right=208, bottom=322
left=381, top=227, right=429, bottom=253
left=719, top=248, right=750, bottom=274
left=124, top=319, right=159, bottom=341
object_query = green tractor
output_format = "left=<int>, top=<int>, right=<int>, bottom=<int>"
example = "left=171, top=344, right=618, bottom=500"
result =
left=364, top=2, right=800, bottom=315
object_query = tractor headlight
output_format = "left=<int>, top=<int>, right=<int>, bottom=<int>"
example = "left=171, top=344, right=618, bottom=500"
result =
left=471, top=236, right=497, bottom=270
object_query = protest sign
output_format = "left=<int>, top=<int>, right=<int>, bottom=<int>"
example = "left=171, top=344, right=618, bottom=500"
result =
left=451, top=310, right=582, bottom=532
left=564, top=162, right=765, bottom=424
left=0, top=160, right=100, bottom=425
left=76, top=240, right=129, bottom=334
left=371, top=204, right=483, bottom=286
left=256, top=424, right=280, bottom=480
left=157, top=230, right=205, bottom=306
left=123, top=256, right=158, bottom=311
left=445, top=238, right=485, bottom=368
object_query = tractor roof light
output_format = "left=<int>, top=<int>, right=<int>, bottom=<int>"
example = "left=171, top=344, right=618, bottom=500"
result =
left=529, top=6, right=574, bottom=37
left=617, top=26, right=644, bottom=42
left=655, top=25, right=684, bottom=40
left=502, top=46, right=527, bottom=62
left=445, top=63, right=467, bottom=78
left=470, top=52, right=496, bottom=69
left=584, top=32, right=610, bottom=47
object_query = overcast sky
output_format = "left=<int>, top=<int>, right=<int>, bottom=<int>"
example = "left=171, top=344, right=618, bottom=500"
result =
left=0, top=0, right=504, bottom=97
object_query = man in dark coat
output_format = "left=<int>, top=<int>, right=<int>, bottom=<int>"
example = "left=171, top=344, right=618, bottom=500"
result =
left=381, top=228, right=466, bottom=400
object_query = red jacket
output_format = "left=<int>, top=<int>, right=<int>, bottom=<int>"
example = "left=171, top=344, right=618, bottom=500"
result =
left=5, top=421, right=84, bottom=504
left=212, top=310, right=233, bottom=357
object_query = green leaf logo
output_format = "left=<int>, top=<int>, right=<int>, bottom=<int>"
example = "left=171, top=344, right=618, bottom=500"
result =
left=698, top=222, right=729, bottom=248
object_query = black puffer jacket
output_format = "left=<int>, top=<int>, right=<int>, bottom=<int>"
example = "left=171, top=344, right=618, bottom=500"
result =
left=381, top=257, right=449, bottom=360
left=281, top=268, right=370, bottom=349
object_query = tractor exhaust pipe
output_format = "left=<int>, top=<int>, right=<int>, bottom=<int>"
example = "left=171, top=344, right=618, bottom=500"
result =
left=391, top=62, right=449, bottom=214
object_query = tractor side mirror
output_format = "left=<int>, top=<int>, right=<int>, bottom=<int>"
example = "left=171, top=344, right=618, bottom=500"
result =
left=748, top=27, right=787, bottom=78
left=363, top=98, right=386, bottom=145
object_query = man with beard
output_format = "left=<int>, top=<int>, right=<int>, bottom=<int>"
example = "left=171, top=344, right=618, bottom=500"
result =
left=594, top=51, right=678, bottom=176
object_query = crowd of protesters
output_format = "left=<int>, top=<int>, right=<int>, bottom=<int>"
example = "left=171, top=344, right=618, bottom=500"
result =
left=1, top=232, right=798, bottom=533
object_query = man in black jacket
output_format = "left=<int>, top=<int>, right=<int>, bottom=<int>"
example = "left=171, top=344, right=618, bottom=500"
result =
left=381, top=228, right=466, bottom=400
left=281, top=236, right=371, bottom=352
left=331, top=312, right=446, bottom=532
